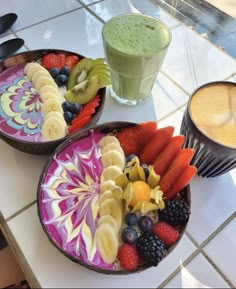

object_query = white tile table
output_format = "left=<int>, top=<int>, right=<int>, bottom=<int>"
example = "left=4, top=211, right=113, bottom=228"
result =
left=0, top=0, right=236, bottom=288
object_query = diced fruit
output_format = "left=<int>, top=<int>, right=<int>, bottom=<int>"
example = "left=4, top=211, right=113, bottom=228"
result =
left=67, top=58, right=94, bottom=90
left=159, top=149, right=195, bottom=194
left=139, top=126, right=174, bottom=164
left=116, top=121, right=157, bottom=156
left=124, top=213, right=138, bottom=226
left=64, top=75, right=100, bottom=105
left=158, top=199, right=190, bottom=227
left=164, top=166, right=197, bottom=200
left=117, top=244, right=139, bottom=270
left=41, top=116, right=67, bottom=141
left=121, top=226, right=138, bottom=244
left=138, top=216, right=153, bottom=232
left=63, top=111, right=74, bottom=124
left=130, top=181, right=151, bottom=207
left=136, top=233, right=167, bottom=266
left=50, top=67, right=60, bottom=78
left=65, top=55, right=79, bottom=71
left=55, top=74, right=68, bottom=86
left=153, top=222, right=179, bottom=246
left=68, top=114, right=92, bottom=134
left=95, top=223, right=118, bottom=264
left=99, top=198, right=122, bottom=229
left=153, top=135, right=185, bottom=177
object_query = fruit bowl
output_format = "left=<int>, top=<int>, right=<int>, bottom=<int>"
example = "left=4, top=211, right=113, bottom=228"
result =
left=37, top=121, right=193, bottom=274
left=0, top=49, right=107, bottom=154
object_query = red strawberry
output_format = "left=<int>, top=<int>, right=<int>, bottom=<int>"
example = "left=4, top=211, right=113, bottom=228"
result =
left=41, top=53, right=58, bottom=70
left=117, top=244, right=139, bottom=270
left=116, top=121, right=157, bottom=156
left=153, top=222, right=179, bottom=246
left=165, top=165, right=197, bottom=200
left=57, top=53, right=66, bottom=68
left=68, top=114, right=92, bottom=134
left=140, top=126, right=174, bottom=164
left=65, top=55, right=79, bottom=71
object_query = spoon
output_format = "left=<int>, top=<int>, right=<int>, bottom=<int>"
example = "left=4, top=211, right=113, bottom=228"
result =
left=0, top=13, right=18, bottom=35
left=0, top=38, right=24, bottom=59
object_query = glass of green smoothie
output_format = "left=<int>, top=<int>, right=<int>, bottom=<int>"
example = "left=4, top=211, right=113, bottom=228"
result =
left=102, top=13, right=171, bottom=105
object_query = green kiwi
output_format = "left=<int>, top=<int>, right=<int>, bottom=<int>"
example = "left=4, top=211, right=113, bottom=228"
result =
left=93, top=58, right=105, bottom=66
left=67, top=58, right=94, bottom=90
left=97, top=73, right=111, bottom=88
left=64, top=75, right=100, bottom=105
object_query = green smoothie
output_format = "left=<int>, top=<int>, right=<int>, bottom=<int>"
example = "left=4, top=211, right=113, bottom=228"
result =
left=102, top=14, right=171, bottom=105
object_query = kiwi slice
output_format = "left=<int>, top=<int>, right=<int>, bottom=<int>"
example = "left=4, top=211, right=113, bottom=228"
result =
left=64, top=75, right=100, bottom=105
left=87, top=72, right=111, bottom=88
left=87, top=66, right=110, bottom=79
left=93, top=58, right=106, bottom=66
left=67, top=58, right=94, bottom=90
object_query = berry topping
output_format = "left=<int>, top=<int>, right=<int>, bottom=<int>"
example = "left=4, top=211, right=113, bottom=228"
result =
left=62, top=101, right=72, bottom=112
left=70, top=102, right=82, bottom=114
left=50, top=67, right=60, bottom=78
left=126, top=154, right=137, bottom=163
left=121, top=226, right=138, bottom=244
left=124, top=213, right=138, bottom=226
left=158, top=199, right=190, bottom=227
left=60, top=65, right=70, bottom=76
left=153, top=222, right=179, bottom=246
left=117, top=244, right=139, bottom=270
left=136, top=233, right=167, bottom=266
left=55, top=74, right=68, bottom=86
left=63, top=111, right=74, bottom=124
left=130, top=181, right=151, bottom=207
left=65, top=55, right=79, bottom=71
left=138, top=215, right=153, bottom=232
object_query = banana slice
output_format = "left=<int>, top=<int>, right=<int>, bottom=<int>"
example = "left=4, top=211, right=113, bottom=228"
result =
left=100, top=180, right=118, bottom=194
left=99, top=135, right=120, bottom=148
left=99, top=198, right=122, bottom=229
left=97, top=215, right=119, bottom=234
left=41, top=116, right=67, bottom=141
left=101, top=150, right=125, bottom=170
left=40, top=92, right=59, bottom=103
left=101, top=165, right=123, bottom=182
left=24, top=62, right=41, bottom=75
left=95, top=223, right=118, bottom=264
left=41, top=98, right=63, bottom=115
left=34, top=76, right=57, bottom=91
left=101, top=142, right=125, bottom=157
left=32, top=70, right=50, bottom=84
left=44, top=111, right=65, bottom=122
left=98, top=190, right=114, bottom=206
left=26, top=63, right=48, bottom=80
left=40, top=85, right=60, bottom=97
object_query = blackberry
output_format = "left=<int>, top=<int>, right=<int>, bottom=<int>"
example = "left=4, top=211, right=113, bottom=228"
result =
left=158, top=199, right=190, bottom=227
left=136, top=233, right=167, bottom=266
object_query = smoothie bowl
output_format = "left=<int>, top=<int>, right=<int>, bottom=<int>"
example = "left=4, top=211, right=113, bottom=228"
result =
left=37, top=121, right=196, bottom=274
left=0, top=49, right=109, bottom=154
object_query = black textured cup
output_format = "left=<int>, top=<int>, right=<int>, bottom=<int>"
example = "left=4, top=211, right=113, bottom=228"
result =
left=180, top=81, right=236, bottom=178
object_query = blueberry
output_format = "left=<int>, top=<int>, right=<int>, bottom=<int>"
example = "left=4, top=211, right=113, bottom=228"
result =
left=126, top=154, right=137, bottom=163
left=60, top=66, right=70, bottom=76
left=63, top=111, right=74, bottom=124
left=138, top=216, right=153, bottom=232
left=70, top=102, right=82, bottom=114
left=121, top=226, right=138, bottom=244
left=125, top=213, right=138, bottom=226
left=50, top=67, right=60, bottom=78
left=141, top=164, right=149, bottom=178
left=62, top=101, right=72, bottom=112
left=56, top=74, right=68, bottom=86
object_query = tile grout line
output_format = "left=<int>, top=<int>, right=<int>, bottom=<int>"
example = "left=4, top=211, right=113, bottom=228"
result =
left=5, top=200, right=37, bottom=223
left=76, top=0, right=106, bottom=24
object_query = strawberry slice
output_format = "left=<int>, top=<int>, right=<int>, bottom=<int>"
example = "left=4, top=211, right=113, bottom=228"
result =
left=41, top=53, right=58, bottom=70
left=159, top=149, right=195, bottom=194
left=57, top=53, right=66, bottom=68
left=153, top=135, right=185, bottom=177
left=65, top=55, right=79, bottom=71
left=139, top=126, right=174, bottom=164
left=164, top=165, right=197, bottom=200
left=68, top=114, right=92, bottom=134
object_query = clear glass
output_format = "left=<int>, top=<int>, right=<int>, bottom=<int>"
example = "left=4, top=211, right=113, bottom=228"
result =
left=102, top=14, right=171, bottom=105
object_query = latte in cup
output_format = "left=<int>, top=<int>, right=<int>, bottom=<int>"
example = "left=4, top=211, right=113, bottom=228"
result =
left=190, top=82, right=236, bottom=148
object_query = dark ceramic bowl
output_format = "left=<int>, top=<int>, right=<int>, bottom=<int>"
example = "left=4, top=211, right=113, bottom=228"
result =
left=37, top=121, right=191, bottom=274
left=180, top=81, right=236, bottom=177
left=0, top=49, right=106, bottom=155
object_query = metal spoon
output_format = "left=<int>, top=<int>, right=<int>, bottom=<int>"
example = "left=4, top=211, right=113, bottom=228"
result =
left=0, top=38, right=24, bottom=59
left=0, top=13, right=18, bottom=35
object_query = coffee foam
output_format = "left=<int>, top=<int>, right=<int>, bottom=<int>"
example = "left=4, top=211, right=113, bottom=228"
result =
left=190, top=83, right=236, bottom=148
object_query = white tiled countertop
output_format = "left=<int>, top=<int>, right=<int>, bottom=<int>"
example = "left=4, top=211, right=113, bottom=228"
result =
left=0, top=0, right=236, bottom=288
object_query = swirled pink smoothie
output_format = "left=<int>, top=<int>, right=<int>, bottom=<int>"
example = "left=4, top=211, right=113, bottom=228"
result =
left=39, top=131, right=116, bottom=270
left=0, top=64, right=44, bottom=141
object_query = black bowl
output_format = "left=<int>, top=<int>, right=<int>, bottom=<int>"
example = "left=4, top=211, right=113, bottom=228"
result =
left=0, top=49, right=106, bottom=155
left=37, top=121, right=191, bottom=274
